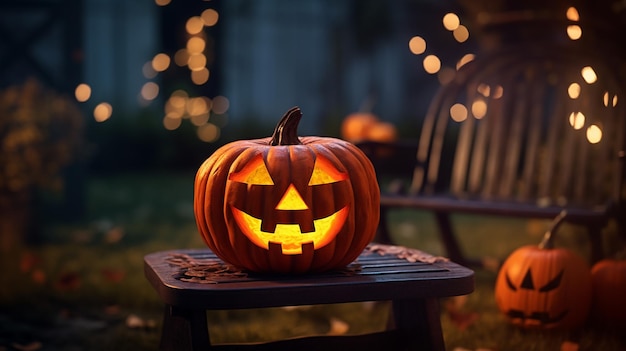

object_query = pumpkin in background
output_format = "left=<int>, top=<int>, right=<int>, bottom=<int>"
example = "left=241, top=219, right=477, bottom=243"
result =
left=340, top=112, right=378, bottom=143
left=365, top=121, right=397, bottom=143
left=194, top=107, right=380, bottom=274
left=494, top=211, right=592, bottom=329
left=590, top=257, right=626, bottom=328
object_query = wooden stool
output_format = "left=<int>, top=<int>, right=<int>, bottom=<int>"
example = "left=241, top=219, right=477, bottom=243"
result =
left=144, top=244, right=474, bottom=351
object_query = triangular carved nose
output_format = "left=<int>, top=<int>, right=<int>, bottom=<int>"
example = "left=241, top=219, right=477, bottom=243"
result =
left=276, top=184, right=308, bottom=210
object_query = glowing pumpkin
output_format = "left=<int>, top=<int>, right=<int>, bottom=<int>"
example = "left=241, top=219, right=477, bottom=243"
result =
left=340, top=112, right=378, bottom=142
left=590, top=257, right=626, bottom=328
left=494, top=211, right=592, bottom=329
left=194, top=107, right=380, bottom=274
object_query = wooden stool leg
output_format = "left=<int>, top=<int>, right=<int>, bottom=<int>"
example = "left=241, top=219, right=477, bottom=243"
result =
left=160, top=305, right=211, bottom=351
left=389, top=298, right=445, bottom=351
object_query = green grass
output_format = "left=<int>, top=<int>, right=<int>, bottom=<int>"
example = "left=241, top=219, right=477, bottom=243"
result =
left=1, top=171, right=625, bottom=350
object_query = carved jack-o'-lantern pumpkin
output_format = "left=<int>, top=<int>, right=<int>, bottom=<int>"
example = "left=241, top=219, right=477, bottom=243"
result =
left=194, top=107, right=380, bottom=274
left=494, top=211, right=592, bottom=329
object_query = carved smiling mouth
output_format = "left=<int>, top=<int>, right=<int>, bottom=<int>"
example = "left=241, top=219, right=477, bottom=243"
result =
left=230, top=206, right=349, bottom=255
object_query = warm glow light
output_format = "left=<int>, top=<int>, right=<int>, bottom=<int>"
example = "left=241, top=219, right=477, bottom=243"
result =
left=186, top=97, right=209, bottom=116
left=198, top=123, right=220, bottom=142
left=603, top=92, right=619, bottom=107
left=231, top=206, right=348, bottom=255
left=155, top=0, right=171, bottom=6
left=456, top=54, right=475, bottom=70
left=423, top=55, right=441, bottom=74
left=174, top=49, right=190, bottom=67
left=568, top=83, right=581, bottom=99
left=212, top=95, right=230, bottom=114
left=191, top=113, right=210, bottom=126
left=586, top=124, right=602, bottom=143
left=567, top=25, right=582, bottom=40
left=201, top=8, right=219, bottom=27
left=75, top=83, right=91, bottom=102
left=477, top=84, right=503, bottom=99
left=453, top=25, right=469, bottom=43
left=276, top=184, right=308, bottom=210
left=581, top=66, right=597, bottom=84
left=492, top=85, right=504, bottom=99
left=442, top=13, right=460, bottom=31
left=187, top=37, right=206, bottom=54
left=188, top=53, right=207, bottom=71
left=141, top=82, right=159, bottom=101
left=569, top=112, right=585, bottom=130
left=163, top=115, right=182, bottom=130
left=191, top=68, right=210, bottom=85
left=408, top=36, right=426, bottom=55
left=477, top=84, right=490, bottom=97
left=566, top=7, right=580, bottom=21
left=471, top=99, right=487, bottom=119
left=142, top=61, right=157, bottom=79
left=94, top=102, right=112, bottom=122
left=450, top=103, right=468, bottom=122
left=186, top=16, right=204, bottom=35
left=152, top=53, right=170, bottom=72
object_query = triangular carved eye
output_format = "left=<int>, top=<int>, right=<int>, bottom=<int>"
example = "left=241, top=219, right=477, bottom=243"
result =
left=229, top=154, right=274, bottom=185
left=521, top=269, right=535, bottom=290
left=539, top=270, right=564, bottom=292
left=308, top=155, right=348, bottom=185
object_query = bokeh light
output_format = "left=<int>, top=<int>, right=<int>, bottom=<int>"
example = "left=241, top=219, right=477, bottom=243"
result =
left=568, top=83, right=581, bottom=99
left=453, top=25, right=469, bottom=43
left=201, top=9, right=219, bottom=27
left=471, top=99, right=487, bottom=119
left=140, top=82, right=159, bottom=101
left=567, top=25, right=582, bottom=40
left=408, top=36, right=426, bottom=55
left=75, top=83, right=91, bottom=102
left=569, top=111, right=585, bottom=130
left=94, top=102, right=113, bottom=122
left=186, top=16, right=204, bottom=35
left=450, top=103, right=468, bottom=122
left=152, top=53, right=170, bottom=72
left=212, top=95, right=230, bottom=114
left=423, top=55, right=441, bottom=74
left=581, top=66, right=597, bottom=84
left=442, top=13, right=460, bottom=31
left=586, top=124, right=602, bottom=143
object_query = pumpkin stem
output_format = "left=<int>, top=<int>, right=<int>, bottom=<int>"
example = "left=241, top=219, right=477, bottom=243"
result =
left=270, top=106, right=303, bottom=146
left=538, top=210, right=568, bottom=250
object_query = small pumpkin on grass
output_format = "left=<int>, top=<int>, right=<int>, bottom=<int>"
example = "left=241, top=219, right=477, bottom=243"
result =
left=194, top=107, right=380, bottom=274
left=494, top=211, right=592, bottom=329
left=590, top=252, right=626, bottom=328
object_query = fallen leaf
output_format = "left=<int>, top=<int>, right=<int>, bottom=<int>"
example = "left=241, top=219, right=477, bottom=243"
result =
left=20, top=252, right=40, bottom=273
left=447, top=309, right=479, bottom=331
left=327, top=317, right=349, bottom=336
left=561, top=341, right=579, bottom=351
left=101, top=268, right=126, bottom=283
left=104, top=226, right=125, bottom=244
left=55, top=272, right=81, bottom=291
left=31, top=269, right=46, bottom=285
left=104, top=305, right=121, bottom=316
left=11, top=341, right=42, bottom=351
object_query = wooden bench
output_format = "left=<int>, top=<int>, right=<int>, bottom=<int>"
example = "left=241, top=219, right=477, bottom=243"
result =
left=359, top=44, right=626, bottom=267
left=144, top=245, right=474, bottom=351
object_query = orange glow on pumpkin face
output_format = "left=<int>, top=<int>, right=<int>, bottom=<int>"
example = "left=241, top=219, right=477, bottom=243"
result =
left=228, top=153, right=349, bottom=255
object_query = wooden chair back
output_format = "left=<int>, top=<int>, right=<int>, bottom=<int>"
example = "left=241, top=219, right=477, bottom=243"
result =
left=411, top=44, right=626, bottom=211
